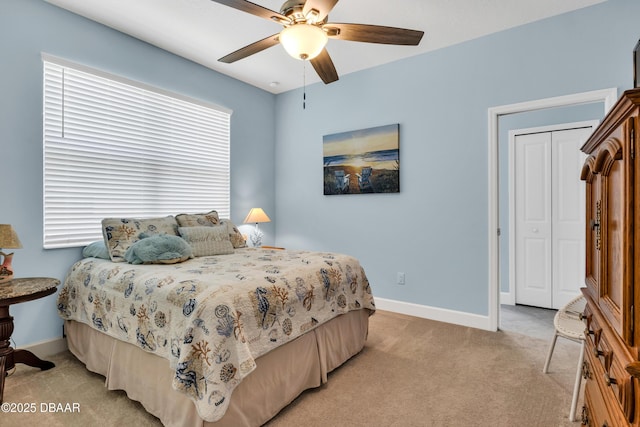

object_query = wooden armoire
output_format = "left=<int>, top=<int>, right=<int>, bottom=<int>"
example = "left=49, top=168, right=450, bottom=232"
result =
left=580, top=88, right=640, bottom=426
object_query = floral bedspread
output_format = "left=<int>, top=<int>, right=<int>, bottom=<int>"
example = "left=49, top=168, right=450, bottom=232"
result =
left=57, top=248, right=375, bottom=422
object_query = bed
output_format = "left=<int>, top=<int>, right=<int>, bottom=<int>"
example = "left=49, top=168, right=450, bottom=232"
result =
left=57, top=235, right=375, bottom=427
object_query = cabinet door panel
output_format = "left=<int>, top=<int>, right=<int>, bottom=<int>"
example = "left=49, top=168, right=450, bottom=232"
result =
left=582, top=156, right=600, bottom=301
left=595, top=134, right=632, bottom=343
left=602, top=158, right=624, bottom=334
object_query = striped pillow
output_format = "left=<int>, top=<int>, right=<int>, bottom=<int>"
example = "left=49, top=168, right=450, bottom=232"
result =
left=178, top=225, right=234, bottom=256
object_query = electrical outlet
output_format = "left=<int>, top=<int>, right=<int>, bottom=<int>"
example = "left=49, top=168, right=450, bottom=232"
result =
left=397, top=272, right=405, bottom=285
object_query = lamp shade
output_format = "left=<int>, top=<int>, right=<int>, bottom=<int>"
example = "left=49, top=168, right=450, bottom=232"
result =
left=243, top=208, right=271, bottom=224
left=0, top=224, right=22, bottom=249
left=279, top=24, right=328, bottom=60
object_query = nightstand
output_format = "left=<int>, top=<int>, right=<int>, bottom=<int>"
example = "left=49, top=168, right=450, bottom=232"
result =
left=0, top=277, right=60, bottom=403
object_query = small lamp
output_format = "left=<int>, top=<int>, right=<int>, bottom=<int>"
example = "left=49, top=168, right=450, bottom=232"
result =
left=0, top=224, right=23, bottom=284
left=243, top=208, right=271, bottom=247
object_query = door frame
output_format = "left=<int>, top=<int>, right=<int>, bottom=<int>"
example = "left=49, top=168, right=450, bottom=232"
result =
left=506, top=121, right=599, bottom=307
left=486, top=88, right=618, bottom=331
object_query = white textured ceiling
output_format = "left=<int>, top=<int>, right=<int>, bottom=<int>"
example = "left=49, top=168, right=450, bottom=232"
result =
left=44, top=0, right=606, bottom=94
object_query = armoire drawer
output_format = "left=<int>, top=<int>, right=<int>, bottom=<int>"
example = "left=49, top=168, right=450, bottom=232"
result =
left=583, top=371, right=613, bottom=426
left=584, top=324, right=635, bottom=424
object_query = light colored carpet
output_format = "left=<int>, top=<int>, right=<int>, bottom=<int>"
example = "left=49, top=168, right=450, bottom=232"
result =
left=3, top=310, right=581, bottom=426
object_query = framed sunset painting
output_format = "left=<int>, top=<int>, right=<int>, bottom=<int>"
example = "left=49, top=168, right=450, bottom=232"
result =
left=323, top=124, right=399, bottom=195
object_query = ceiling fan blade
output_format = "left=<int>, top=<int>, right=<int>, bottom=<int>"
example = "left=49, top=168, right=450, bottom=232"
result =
left=310, top=49, right=339, bottom=84
left=210, top=0, right=289, bottom=23
left=324, top=23, right=424, bottom=45
left=218, top=34, right=280, bottom=63
left=303, top=0, right=339, bottom=22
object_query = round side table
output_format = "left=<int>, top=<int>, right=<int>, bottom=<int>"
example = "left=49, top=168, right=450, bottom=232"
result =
left=0, top=277, right=60, bottom=403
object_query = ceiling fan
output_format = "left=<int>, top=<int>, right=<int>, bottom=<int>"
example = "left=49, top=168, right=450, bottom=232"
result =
left=212, top=0, right=425, bottom=84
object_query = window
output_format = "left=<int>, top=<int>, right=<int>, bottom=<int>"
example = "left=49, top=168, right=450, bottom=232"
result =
left=42, top=55, right=231, bottom=249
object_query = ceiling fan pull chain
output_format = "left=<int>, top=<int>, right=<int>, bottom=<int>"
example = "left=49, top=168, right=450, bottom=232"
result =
left=303, top=60, right=306, bottom=110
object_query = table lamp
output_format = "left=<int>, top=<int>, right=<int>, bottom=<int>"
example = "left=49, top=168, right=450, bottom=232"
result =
left=243, top=208, right=271, bottom=247
left=0, top=224, right=23, bottom=284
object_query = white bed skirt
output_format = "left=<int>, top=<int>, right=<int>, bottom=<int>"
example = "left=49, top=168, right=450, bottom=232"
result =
left=65, top=309, right=371, bottom=426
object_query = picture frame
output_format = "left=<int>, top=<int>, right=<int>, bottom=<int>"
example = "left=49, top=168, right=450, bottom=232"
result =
left=635, top=39, right=640, bottom=88
left=323, top=124, right=400, bottom=195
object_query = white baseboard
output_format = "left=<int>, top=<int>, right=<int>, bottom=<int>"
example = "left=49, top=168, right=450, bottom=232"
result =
left=375, top=297, right=494, bottom=331
left=22, top=337, right=68, bottom=358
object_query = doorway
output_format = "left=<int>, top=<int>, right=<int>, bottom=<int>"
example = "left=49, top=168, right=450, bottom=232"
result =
left=510, top=123, right=596, bottom=309
left=486, top=87, right=618, bottom=332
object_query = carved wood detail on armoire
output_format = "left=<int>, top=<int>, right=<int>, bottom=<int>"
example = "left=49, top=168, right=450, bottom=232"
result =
left=580, top=88, right=640, bottom=426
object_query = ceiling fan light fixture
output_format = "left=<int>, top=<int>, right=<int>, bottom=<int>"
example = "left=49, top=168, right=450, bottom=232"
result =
left=280, top=24, right=328, bottom=60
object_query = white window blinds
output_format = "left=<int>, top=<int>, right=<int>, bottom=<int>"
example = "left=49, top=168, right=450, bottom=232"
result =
left=43, top=55, right=231, bottom=249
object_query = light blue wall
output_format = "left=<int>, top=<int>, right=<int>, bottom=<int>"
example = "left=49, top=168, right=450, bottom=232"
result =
left=274, top=0, right=639, bottom=315
left=1, top=0, right=276, bottom=347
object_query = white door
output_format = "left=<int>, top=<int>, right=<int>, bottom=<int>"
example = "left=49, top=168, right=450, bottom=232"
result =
left=514, top=126, right=592, bottom=309
left=515, top=132, right=552, bottom=308
left=551, top=130, right=589, bottom=308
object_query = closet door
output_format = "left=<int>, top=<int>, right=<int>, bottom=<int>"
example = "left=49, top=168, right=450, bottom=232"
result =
left=515, top=132, right=552, bottom=308
left=551, top=129, right=588, bottom=308
left=514, top=127, right=589, bottom=309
